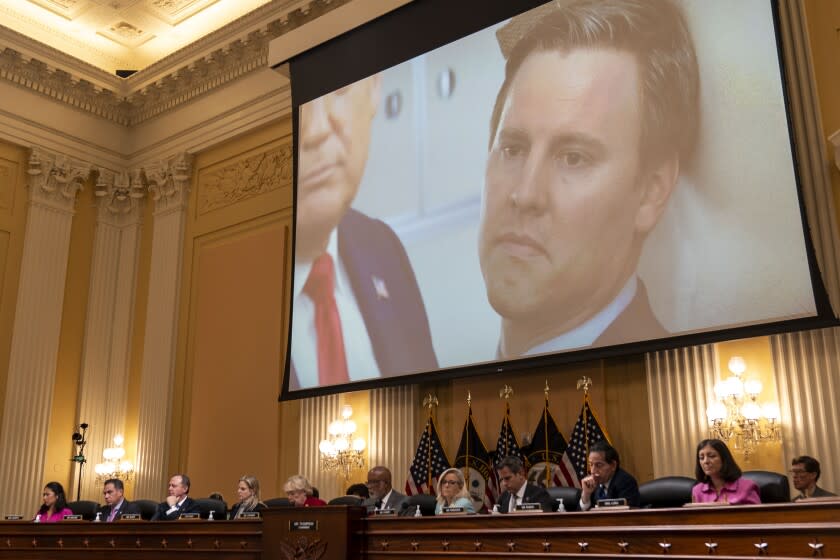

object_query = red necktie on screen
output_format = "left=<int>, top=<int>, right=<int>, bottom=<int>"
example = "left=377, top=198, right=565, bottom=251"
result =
left=304, top=253, right=349, bottom=385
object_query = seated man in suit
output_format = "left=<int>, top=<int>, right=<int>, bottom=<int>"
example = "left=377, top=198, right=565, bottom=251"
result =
left=290, top=74, right=437, bottom=390
left=362, top=466, right=407, bottom=514
left=496, top=456, right=553, bottom=513
left=98, top=478, right=141, bottom=522
left=151, top=474, right=201, bottom=521
left=791, top=455, right=837, bottom=501
left=478, top=0, right=699, bottom=357
left=580, top=441, right=640, bottom=510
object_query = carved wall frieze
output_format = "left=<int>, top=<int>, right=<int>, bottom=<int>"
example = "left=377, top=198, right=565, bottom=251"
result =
left=0, top=0, right=349, bottom=127
left=197, top=142, right=291, bottom=215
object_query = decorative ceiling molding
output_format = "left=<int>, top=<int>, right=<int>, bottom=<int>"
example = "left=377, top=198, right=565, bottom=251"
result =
left=0, top=0, right=349, bottom=126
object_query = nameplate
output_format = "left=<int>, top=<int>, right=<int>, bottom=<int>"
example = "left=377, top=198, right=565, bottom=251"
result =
left=3, top=515, right=22, bottom=521
left=289, top=520, right=318, bottom=531
left=178, top=512, right=200, bottom=520
left=513, top=502, right=543, bottom=513
left=239, top=511, right=261, bottom=519
left=441, top=506, right=466, bottom=515
left=596, top=498, right=628, bottom=508
left=62, top=514, right=84, bottom=521
left=374, top=508, right=396, bottom=516
left=119, top=513, right=142, bottom=520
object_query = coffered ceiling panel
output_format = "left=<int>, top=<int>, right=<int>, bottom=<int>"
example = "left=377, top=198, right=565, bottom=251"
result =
left=0, top=0, right=275, bottom=73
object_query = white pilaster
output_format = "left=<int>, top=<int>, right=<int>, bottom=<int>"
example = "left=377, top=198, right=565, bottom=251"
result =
left=74, top=169, right=144, bottom=501
left=133, top=155, right=191, bottom=500
left=0, top=148, right=86, bottom=516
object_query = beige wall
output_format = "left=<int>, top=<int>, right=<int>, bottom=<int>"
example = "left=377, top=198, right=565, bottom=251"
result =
left=169, top=118, right=298, bottom=501
left=0, top=141, right=28, bottom=441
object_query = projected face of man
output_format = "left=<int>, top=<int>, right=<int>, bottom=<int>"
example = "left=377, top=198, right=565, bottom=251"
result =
left=297, top=75, right=381, bottom=261
left=478, top=48, right=677, bottom=356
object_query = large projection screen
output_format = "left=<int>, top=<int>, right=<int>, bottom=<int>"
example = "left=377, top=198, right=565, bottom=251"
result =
left=282, top=0, right=834, bottom=398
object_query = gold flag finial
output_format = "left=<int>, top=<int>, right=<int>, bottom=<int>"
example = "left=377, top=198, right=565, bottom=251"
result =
left=499, top=385, right=514, bottom=400
left=422, top=394, right=439, bottom=411
left=467, top=390, right=472, bottom=408
left=544, top=379, right=550, bottom=398
left=577, top=376, right=593, bottom=394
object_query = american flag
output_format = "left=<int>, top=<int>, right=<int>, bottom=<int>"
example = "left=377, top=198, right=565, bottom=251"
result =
left=526, top=397, right=580, bottom=488
left=405, top=415, right=450, bottom=496
left=563, top=395, right=611, bottom=481
left=489, top=403, right=524, bottom=501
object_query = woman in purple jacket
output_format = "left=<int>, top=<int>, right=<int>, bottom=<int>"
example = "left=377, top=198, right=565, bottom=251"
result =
left=691, top=439, right=761, bottom=505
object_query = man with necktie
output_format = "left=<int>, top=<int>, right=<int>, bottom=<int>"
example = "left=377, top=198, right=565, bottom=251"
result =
left=290, top=74, right=437, bottom=391
left=151, top=474, right=201, bottom=521
left=97, top=478, right=141, bottom=522
left=361, top=466, right=408, bottom=515
left=580, top=441, right=640, bottom=510
left=496, top=456, right=553, bottom=513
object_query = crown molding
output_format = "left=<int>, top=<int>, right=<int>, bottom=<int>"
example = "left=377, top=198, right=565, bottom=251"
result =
left=0, top=0, right=348, bottom=127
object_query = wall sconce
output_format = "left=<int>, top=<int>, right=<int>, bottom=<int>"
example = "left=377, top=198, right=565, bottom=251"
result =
left=94, top=434, right=135, bottom=483
left=319, top=405, right=366, bottom=480
left=706, top=356, right=782, bottom=460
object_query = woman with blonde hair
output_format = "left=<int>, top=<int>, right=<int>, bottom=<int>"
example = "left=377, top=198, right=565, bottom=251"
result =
left=434, top=468, right=475, bottom=514
left=229, top=475, right=267, bottom=519
left=284, top=475, right=327, bottom=507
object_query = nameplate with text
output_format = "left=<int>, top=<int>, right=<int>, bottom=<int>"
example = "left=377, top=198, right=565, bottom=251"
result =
left=119, top=513, right=142, bottom=520
left=239, top=511, right=261, bottom=519
left=62, top=515, right=84, bottom=521
left=178, top=512, right=201, bottom=520
left=441, top=506, right=466, bottom=515
left=290, top=520, right=318, bottom=531
left=513, top=503, right=543, bottom=513
left=374, top=508, right=396, bottom=516
left=3, top=516, right=22, bottom=521
left=596, top=498, right=628, bottom=508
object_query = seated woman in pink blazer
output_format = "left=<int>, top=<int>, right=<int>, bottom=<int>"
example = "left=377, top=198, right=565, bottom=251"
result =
left=691, top=439, right=761, bottom=504
left=35, top=481, right=74, bottom=522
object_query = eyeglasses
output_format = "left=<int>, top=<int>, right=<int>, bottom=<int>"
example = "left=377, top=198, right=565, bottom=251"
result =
left=789, top=469, right=812, bottom=476
left=366, top=479, right=385, bottom=485
left=441, top=480, right=460, bottom=486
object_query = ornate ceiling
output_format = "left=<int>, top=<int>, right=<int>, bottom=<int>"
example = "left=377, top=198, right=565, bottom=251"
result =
left=0, top=0, right=281, bottom=73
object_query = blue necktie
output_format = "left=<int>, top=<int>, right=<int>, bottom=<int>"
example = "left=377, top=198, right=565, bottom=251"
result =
left=597, top=485, right=607, bottom=501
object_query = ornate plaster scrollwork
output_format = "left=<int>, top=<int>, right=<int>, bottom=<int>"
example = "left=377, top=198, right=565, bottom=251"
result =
left=93, top=168, right=145, bottom=223
left=26, top=148, right=88, bottom=211
left=144, top=153, right=192, bottom=213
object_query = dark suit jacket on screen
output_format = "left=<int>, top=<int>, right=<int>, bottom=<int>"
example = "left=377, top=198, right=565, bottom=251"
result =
left=151, top=497, right=201, bottom=521
left=97, top=499, right=142, bottom=521
left=593, top=280, right=667, bottom=348
left=290, top=209, right=437, bottom=390
left=498, top=483, right=553, bottom=513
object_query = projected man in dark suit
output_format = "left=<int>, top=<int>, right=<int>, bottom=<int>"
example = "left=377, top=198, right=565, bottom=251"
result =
left=478, top=0, right=700, bottom=358
left=291, top=75, right=437, bottom=390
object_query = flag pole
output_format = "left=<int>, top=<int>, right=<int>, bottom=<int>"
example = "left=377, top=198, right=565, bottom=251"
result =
left=422, top=394, right=438, bottom=493
left=499, top=385, right=513, bottom=458
left=544, top=380, right=550, bottom=488
left=577, top=376, right=593, bottom=457
left=465, top=391, right=472, bottom=487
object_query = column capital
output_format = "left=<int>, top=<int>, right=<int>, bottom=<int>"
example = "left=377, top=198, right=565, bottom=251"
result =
left=144, top=153, right=193, bottom=216
left=93, top=169, right=145, bottom=227
left=26, top=148, right=89, bottom=213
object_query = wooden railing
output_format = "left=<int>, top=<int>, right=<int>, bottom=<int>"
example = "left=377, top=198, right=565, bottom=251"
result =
left=0, top=500, right=838, bottom=559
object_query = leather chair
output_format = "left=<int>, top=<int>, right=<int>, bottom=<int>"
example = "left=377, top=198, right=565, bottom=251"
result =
left=133, top=499, right=157, bottom=521
left=264, top=497, right=293, bottom=508
left=402, top=494, right=436, bottom=516
left=545, top=486, right=581, bottom=511
left=328, top=495, right=363, bottom=506
left=193, top=498, right=227, bottom=520
left=743, top=470, right=790, bottom=503
left=639, top=476, right=696, bottom=508
left=66, top=500, right=98, bottom=520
